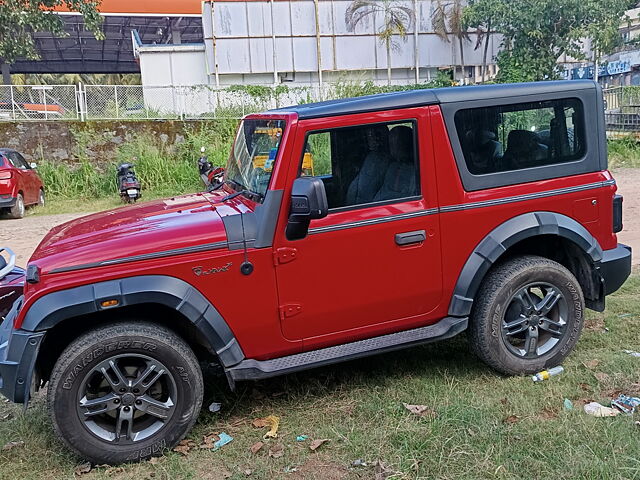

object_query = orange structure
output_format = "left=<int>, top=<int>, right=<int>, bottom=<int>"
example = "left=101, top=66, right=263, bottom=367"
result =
left=54, top=0, right=201, bottom=15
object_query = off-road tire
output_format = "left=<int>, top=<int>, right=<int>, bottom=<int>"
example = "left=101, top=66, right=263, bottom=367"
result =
left=469, top=255, right=584, bottom=375
left=48, top=322, right=204, bottom=464
left=9, top=193, right=24, bottom=219
left=37, top=189, right=45, bottom=207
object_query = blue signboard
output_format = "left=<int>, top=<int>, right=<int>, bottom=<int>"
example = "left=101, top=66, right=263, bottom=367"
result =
left=570, top=60, right=633, bottom=80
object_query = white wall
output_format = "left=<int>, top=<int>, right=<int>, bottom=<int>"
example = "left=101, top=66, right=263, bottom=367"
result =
left=201, top=0, right=501, bottom=85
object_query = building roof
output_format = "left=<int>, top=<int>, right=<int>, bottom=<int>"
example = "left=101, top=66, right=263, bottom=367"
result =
left=11, top=10, right=203, bottom=74
left=274, top=80, right=597, bottom=119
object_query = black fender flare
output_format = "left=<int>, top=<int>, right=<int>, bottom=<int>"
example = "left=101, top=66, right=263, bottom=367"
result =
left=22, top=275, right=245, bottom=367
left=448, top=212, right=603, bottom=317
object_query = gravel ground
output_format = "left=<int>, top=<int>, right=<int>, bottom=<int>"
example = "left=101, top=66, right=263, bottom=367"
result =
left=1, top=169, right=639, bottom=268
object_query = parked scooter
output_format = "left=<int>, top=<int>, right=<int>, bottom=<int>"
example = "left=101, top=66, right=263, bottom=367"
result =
left=197, top=147, right=224, bottom=190
left=117, top=161, right=141, bottom=203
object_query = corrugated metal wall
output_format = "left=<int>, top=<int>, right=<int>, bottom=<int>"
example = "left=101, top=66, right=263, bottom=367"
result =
left=202, top=0, right=499, bottom=83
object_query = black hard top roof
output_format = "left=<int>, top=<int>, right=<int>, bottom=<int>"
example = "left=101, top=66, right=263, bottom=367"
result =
left=273, top=80, right=597, bottom=120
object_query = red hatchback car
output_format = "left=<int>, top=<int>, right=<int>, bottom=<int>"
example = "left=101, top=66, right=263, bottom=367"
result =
left=0, top=148, right=45, bottom=219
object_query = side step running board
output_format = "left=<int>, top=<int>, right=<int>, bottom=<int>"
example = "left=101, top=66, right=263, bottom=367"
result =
left=226, top=316, right=468, bottom=382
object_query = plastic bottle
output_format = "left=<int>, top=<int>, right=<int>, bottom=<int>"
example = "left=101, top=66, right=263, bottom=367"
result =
left=532, top=366, right=564, bottom=382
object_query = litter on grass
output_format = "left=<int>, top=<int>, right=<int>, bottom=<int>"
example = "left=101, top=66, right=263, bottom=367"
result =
left=623, top=350, right=640, bottom=358
left=296, top=435, right=309, bottom=442
left=611, top=394, right=640, bottom=415
left=563, top=398, right=574, bottom=410
left=252, top=415, right=280, bottom=439
left=584, top=402, right=620, bottom=417
left=532, top=366, right=564, bottom=382
left=212, top=433, right=233, bottom=450
left=208, top=402, right=222, bottom=413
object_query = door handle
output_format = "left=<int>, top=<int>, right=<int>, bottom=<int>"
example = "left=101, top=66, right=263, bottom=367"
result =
left=395, top=230, right=426, bottom=246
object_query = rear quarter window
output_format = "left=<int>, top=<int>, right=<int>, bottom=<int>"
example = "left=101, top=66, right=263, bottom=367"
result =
left=454, top=98, right=586, bottom=175
left=440, top=87, right=606, bottom=192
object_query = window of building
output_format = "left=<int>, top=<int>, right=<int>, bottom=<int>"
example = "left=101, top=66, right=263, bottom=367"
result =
left=300, top=121, right=420, bottom=210
left=454, top=98, right=586, bottom=175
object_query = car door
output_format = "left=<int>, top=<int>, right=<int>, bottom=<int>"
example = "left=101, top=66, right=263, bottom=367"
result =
left=11, top=152, right=37, bottom=204
left=6, top=153, right=28, bottom=202
left=273, top=108, right=443, bottom=347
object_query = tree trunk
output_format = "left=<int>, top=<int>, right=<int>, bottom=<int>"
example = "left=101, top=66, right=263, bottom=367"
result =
left=386, top=38, right=392, bottom=86
left=458, top=36, right=466, bottom=84
left=1, top=63, right=11, bottom=85
left=482, top=23, right=491, bottom=83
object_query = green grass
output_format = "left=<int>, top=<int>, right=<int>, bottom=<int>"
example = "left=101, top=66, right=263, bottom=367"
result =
left=1, top=274, right=640, bottom=479
left=35, top=121, right=237, bottom=203
left=608, top=138, right=640, bottom=169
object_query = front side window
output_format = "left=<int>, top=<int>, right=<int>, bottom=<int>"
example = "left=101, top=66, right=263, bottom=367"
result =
left=225, top=119, right=286, bottom=201
left=455, top=98, right=586, bottom=175
left=301, top=121, right=420, bottom=210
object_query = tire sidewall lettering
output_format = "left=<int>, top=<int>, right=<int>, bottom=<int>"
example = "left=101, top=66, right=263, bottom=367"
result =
left=62, top=341, right=157, bottom=390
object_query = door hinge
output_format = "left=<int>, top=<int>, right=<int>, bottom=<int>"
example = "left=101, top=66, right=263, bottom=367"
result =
left=274, top=247, right=298, bottom=266
left=279, top=303, right=302, bottom=320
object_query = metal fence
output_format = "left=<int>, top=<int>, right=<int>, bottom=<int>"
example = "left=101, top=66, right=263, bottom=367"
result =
left=604, top=86, right=640, bottom=138
left=0, top=83, right=331, bottom=122
left=0, top=85, right=79, bottom=120
left=4, top=84, right=640, bottom=135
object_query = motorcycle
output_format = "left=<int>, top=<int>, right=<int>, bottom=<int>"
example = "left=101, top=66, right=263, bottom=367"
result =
left=197, top=147, right=224, bottom=191
left=117, top=162, right=141, bottom=203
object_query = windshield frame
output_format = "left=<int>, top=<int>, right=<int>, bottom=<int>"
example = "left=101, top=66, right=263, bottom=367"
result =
left=224, top=115, right=291, bottom=203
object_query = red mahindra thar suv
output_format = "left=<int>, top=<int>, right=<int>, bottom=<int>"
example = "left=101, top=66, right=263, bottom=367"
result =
left=0, top=81, right=631, bottom=464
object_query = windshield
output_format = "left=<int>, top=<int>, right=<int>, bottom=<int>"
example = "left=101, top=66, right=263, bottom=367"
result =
left=225, top=119, right=286, bottom=201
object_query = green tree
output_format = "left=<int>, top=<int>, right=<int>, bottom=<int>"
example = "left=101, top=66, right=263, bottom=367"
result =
left=0, top=0, right=104, bottom=84
left=345, top=0, right=415, bottom=86
left=465, top=0, right=633, bottom=83
left=432, top=0, right=470, bottom=83
left=463, top=0, right=506, bottom=82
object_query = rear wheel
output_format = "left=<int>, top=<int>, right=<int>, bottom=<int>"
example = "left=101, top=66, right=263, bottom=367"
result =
left=470, top=255, right=584, bottom=375
left=37, top=189, right=45, bottom=207
left=48, top=322, right=204, bottom=464
left=8, top=193, right=24, bottom=219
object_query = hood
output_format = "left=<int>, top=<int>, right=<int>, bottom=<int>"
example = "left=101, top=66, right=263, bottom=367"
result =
left=30, top=193, right=233, bottom=275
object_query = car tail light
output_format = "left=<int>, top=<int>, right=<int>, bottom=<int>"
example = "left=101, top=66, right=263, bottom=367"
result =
left=0, top=171, right=12, bottom=180
left=613, top=194, right=623, bottom=233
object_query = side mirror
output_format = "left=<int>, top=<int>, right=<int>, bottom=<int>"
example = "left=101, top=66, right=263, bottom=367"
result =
left=286, top=177, right=328, bottom=241
left=30, top=162, right=37, bottom=169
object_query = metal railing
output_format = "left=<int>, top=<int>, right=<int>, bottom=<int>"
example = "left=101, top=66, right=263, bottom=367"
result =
left=603, top=86, right=640, bottom=138
left=0, top=85, right=79, bottom=120
left=3, top=84, right=640, bottom=135
left=0, top=83, right=330, bottom=121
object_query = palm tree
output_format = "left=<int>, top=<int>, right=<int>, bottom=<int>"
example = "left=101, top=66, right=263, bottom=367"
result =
left=345, top=0, right=415, bottom=86
left=432, top=0, right=470, bottom=84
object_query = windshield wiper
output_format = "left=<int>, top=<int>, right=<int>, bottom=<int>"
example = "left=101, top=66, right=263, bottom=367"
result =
left=221, top=189, right=264, bottom=202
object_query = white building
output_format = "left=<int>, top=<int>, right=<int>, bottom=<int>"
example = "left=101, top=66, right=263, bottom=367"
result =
left=134, top=0, right=500, bottom=96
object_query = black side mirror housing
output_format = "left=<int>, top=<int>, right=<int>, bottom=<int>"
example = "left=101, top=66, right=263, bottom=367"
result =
left=286, top=177, right=329, bottom=240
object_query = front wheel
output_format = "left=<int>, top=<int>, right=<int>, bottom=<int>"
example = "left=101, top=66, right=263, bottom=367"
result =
left=48, top=322, right=204, bottom=464
left=469, top=255, right=584, bottom=376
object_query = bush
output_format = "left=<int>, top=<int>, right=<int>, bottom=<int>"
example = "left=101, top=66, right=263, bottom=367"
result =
left=38, top=121, right=240, bottom=201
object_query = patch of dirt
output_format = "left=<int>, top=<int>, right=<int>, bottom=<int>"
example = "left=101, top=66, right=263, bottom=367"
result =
left=289, top=456, right=350, bottom=480
left=614, top=168, right=640, bottom=265
left=0, top=213, right=89, bottom=268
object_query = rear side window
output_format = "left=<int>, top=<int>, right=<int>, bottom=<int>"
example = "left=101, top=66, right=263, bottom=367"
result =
left=454, top=98, right=585, bottom=175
